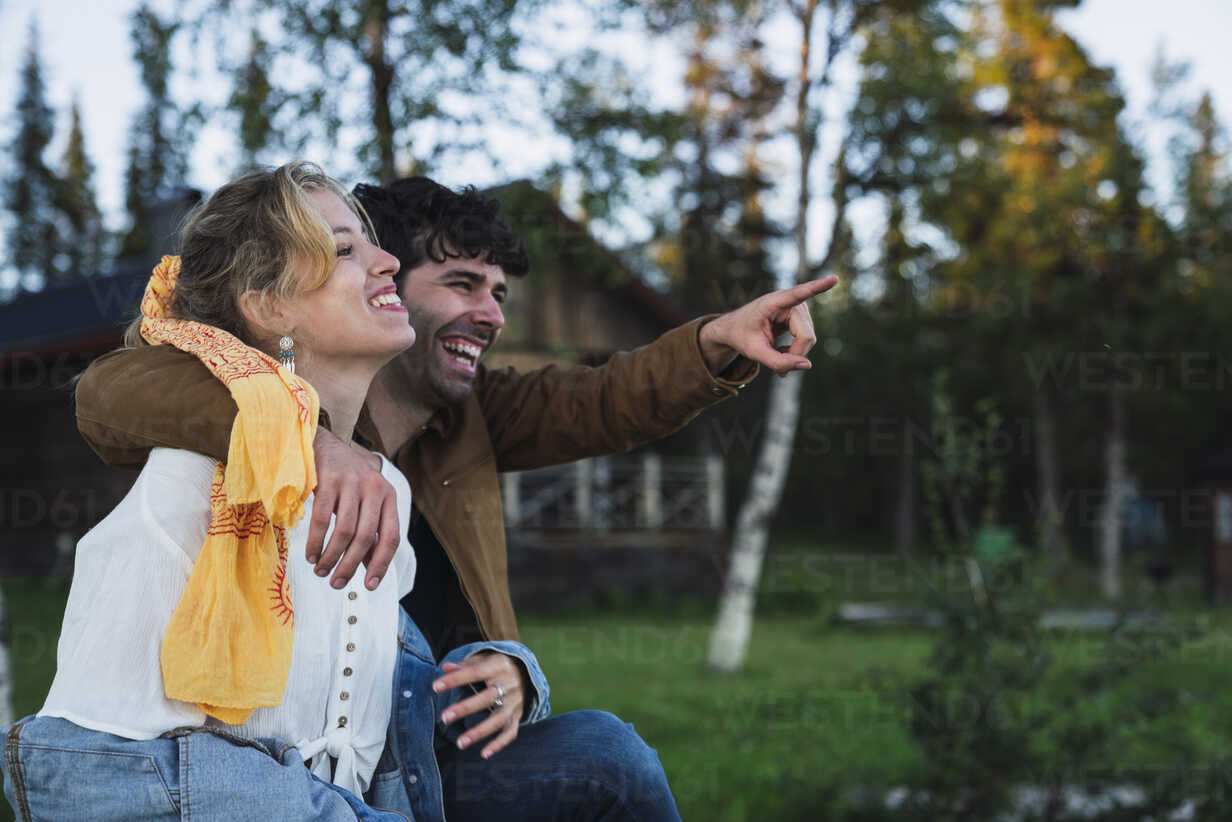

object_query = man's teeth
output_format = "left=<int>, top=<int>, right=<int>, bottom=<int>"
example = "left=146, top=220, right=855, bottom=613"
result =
left=442, top=340, right=481, bottom=361
left=369, top=292, right=401, bottom=307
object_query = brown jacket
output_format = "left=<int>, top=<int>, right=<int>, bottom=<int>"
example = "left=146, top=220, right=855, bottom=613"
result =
left=75, top=317, right=757, bottom=641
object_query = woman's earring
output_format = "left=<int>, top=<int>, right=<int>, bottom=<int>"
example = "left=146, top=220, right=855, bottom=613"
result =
left=278, top=336, right=296, bottom=374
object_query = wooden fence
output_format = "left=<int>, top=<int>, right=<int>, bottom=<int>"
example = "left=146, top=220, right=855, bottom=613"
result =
left=502, top=454, right=724, bottom=533
left=502, top=454, right=728, bottom=608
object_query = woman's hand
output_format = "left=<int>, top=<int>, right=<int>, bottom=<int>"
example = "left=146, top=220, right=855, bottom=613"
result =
left=306, top=427, right=401, bottom=590
left=434, top=652, right=531, bottom=759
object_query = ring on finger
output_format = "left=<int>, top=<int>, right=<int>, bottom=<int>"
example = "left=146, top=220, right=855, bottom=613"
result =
left=491, top=682, right=505, bottom=709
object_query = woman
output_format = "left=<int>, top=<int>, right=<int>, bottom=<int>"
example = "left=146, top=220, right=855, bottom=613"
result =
left=0, top=163, right=547, bottom=822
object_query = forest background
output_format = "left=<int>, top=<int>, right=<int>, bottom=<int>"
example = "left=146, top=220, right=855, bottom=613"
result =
left=3, top=0, right=1232, bottom=819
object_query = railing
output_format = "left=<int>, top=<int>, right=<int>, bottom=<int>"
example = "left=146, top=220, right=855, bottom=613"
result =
left=501, top=454, right=724, bottom=532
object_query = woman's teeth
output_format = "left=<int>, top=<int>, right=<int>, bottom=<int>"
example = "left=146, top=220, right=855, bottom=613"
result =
left=369, top=292, right=402, bottom=308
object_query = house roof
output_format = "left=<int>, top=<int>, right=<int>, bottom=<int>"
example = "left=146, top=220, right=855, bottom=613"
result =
left=487, top=180, right=690, bottom=330
left=0, top=266, right=149, bottom=359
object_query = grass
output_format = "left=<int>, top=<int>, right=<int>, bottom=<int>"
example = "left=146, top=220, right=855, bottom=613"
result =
left=1, top=579, right=68, bottom=822
left=3, top=579, right=68, bottom=720
left=6, top=560, right=1232, bottom=820
left=520, top=611, right=931, bottom=821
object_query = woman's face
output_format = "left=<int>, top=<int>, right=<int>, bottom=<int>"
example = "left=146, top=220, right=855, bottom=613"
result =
left=283, top=189, right=416, bottom=369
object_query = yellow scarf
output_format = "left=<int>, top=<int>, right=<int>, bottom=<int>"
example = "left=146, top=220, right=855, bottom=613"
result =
left=142, top=255, right=319, bottom=724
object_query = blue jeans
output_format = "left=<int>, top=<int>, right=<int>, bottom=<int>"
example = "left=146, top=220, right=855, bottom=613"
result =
left=436, top=710, right=682, bottom=821
left=0, top=716, right=410, bottom=821
left=386, top=612, right=680, bottom=821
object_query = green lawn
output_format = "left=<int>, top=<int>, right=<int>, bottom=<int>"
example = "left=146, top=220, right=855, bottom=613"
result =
left=520, top=612, right=931, bottom=821
left=5, top=571, right=1232, bottom=821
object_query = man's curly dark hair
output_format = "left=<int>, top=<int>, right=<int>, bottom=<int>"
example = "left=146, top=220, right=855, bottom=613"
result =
left=352, top=177, right=530, bottom=283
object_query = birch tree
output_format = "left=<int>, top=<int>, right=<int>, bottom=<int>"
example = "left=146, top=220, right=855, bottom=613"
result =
left=708, top=0, right=864, bottom=672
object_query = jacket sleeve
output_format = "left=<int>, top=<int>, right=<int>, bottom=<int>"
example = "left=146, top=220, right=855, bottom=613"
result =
left=75, top=345, right=236, bottom=465
left=437, top=640, right=551, bottom=734
left=477, top=316, right=759, bottom=473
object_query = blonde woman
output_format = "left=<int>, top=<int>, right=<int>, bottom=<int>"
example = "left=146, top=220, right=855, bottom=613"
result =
left=0, top=163, right=548, bottom=822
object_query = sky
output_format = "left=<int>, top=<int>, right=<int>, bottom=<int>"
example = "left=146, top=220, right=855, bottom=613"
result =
left=0, top=0, right=1229, bottom=287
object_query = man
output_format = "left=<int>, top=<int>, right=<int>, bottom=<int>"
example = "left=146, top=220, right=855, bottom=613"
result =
left=75, top=177, right=836, bottom=820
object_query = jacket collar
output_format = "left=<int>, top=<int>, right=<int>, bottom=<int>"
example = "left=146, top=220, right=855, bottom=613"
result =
left=353, top=400, right=457, bottom=456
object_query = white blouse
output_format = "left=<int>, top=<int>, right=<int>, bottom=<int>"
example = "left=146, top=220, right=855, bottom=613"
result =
left=40, top=447, right=417, bottom=797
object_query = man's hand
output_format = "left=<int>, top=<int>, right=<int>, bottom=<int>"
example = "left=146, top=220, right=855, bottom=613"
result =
left=433, top=651, right=530, bottom=759
left=698, top=275, right=838, bottom=377
left=306, top=427, right=401, bottom=591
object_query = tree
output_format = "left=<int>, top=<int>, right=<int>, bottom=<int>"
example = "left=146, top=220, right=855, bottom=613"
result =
left=55, top=98, right=106, bottom=277
left=121, top=2, right=195, bottom=259
left=834, top=0, right=974, bottom=556
left=977, top=0, right=1158, bottom=596
left=543, top=0, right=919, bottom=670
left=895, top=0, right=1155, bottom=591
left=4, top=20, right=61, bottom=288
left=708, top=0, right=879, bottom=673
left=667, top=11, right=785, bottom=312
left=542, top=2, right=790, bottom=309
left=1174, top=93, right=1232, bottom=278
left=228, top=28, right=279, bottom=172
left=197, top=0, right=532, bottom=183
left=1135, top=60, right=1232, bottom=544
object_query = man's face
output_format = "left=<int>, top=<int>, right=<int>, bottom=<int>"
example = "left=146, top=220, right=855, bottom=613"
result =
left=394, top=254, right=508, bottom=410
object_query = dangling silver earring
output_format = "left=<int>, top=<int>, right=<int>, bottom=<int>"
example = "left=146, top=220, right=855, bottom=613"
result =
left=278, top=336, right=296, bottom=374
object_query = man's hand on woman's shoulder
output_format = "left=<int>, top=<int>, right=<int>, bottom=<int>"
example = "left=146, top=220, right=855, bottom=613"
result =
left=307, top=427, right=401, bottom=591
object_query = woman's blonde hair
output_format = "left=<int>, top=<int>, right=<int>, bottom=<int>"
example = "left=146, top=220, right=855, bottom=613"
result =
left=124, top=162, right=373, bottom=348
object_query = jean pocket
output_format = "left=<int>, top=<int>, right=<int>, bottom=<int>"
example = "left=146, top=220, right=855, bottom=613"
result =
left=370, top=768, right=403, bottom=787
left=14, top=745, right=179, bottom=820
left=365, top=768, right=413, bottom=821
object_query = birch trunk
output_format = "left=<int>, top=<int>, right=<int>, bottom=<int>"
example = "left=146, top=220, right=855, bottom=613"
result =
left=708, top=0, right=852, bottom=672
left=0, top=585, right=14, bottom=725
left=1098, top=383, right=1128, bottom=599
left=1033, top=386, right=1064, bottom=559
left=708, top=370, right=804, bottom=671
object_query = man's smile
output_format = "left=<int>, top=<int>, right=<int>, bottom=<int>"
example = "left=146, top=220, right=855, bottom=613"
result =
left=438, top=333, right=488, bottom=375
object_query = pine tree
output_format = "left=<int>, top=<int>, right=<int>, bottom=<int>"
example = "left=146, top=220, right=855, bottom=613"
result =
left=838, top=1, right=973, bottom=556
left=121, top=2, right=194, bottom=259
left=970, top=0, right=1152, bottom=595
left=5, top=20, right=61, bottom=288
left=1177, top=93, right=1232, bottom=273
left=228, top=29, right=278, bottom=172
left=55, top=98, right=106, bottom=277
